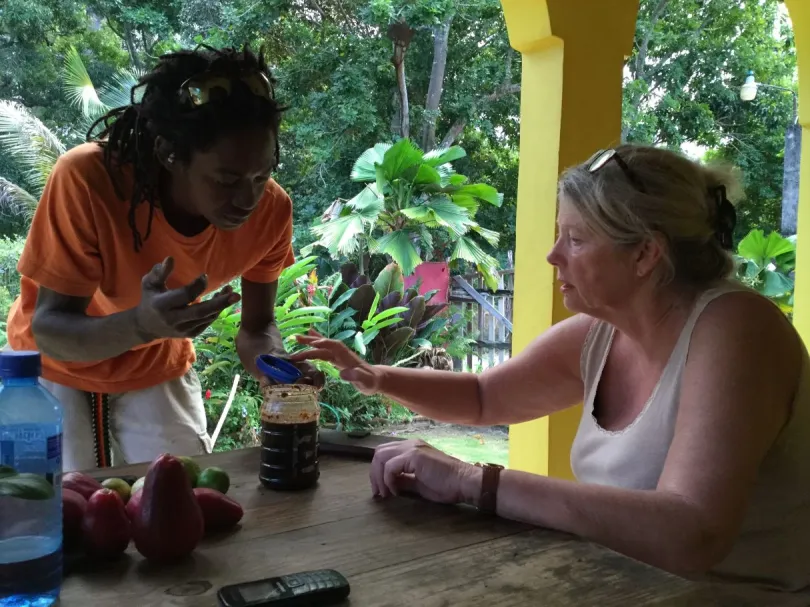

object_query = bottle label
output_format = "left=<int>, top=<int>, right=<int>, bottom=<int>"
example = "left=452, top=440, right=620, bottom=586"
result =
left=46, top=433, right=62, bottom=487
left=0, top=426, right=62, bottom=487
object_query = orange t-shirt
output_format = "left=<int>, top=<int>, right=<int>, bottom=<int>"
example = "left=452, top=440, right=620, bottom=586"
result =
left=7, top=143, right=295, bottom=394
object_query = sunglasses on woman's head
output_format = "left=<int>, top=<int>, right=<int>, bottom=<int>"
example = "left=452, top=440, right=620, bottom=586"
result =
left=178, top=69, right=274, bottom=108
left=587, top=148, right=647, bottom=194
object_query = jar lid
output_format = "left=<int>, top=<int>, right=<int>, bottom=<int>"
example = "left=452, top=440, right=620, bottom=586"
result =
left=256, top=354, right=303, bottom=384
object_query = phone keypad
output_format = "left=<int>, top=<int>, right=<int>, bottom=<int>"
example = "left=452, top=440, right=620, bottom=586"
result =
left=283, top=570, right=346, bottom=596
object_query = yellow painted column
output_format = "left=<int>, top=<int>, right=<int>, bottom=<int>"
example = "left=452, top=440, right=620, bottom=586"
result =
left=784, top=1, right=810, bottom=344
left=500, top=0, right=639, bottom=478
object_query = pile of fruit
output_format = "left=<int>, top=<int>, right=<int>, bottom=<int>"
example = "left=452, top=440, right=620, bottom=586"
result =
left=63, top=454, right=244, bottom=563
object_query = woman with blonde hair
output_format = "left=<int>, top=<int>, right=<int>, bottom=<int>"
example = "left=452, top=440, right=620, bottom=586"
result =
left=293, top=145, right=810, bottom=592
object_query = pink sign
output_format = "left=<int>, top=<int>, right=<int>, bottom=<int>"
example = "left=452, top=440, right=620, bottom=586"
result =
left=403, top=262, right=450, bottom=305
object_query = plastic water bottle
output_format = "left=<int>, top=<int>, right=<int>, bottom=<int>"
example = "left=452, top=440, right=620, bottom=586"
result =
left=0, top=351, right=64, bottom=607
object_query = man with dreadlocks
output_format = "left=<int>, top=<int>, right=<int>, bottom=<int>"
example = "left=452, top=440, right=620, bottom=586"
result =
left=5, top=45, right=321, bottom=472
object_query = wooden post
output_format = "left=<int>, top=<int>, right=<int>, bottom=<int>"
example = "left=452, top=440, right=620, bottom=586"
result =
left=784, top=2, right=810, bottom=346
left=500, top=0, right=639, bottom=478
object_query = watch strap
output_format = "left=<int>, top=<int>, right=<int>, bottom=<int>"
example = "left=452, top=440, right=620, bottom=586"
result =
left=474, top=462, right=504, bottom=514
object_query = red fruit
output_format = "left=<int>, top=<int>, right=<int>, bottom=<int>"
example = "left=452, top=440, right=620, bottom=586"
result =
left=193, top=488, right=244, bottom=532
left=62, top=488, right=87, bottom=553
left=131, top=454, right=204, bottom=563
left=125, top=488, right=142, bottom=521
left=63, top=471, right=103, bottom=500
left=81, top=489, right=131, bottom=557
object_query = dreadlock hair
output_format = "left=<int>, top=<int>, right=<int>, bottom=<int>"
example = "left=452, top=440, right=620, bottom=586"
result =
left=88, top=44, right=285, bottom=252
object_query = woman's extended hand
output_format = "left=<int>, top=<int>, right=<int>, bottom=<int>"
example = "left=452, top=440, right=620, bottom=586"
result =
left=290, top=329, right=386, bottom=395
left=369, top=439, right=482, bottom=505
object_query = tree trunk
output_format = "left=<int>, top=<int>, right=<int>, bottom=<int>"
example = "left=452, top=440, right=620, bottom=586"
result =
left=390, top=89, right=402, bottom=135
left=123, top=25, right=143, bottom=71
left=440, top=119, right=467, bottom=148
left=388, top=22, right=415, bottom=139
left=394, top=57, right=409, bottom=138
left=419, top=17, right=452, bottom=151
left=439, top=50, right=520, bottom=148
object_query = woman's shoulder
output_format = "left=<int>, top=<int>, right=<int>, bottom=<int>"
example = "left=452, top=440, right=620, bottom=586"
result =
left=693, top=280, right=802, bottom=364
left=699, top=280, right=790, bottom=326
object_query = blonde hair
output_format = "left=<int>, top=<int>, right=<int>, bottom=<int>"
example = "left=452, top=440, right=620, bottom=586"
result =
left=557, top=144, right=741, bottom=288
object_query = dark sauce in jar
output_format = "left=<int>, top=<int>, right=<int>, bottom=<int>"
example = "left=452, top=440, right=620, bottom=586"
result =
left=259, top=384, right=320, bottom=490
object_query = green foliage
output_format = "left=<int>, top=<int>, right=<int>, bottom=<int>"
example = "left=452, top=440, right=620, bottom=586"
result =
left=624, top=0, right=796, bottom=238
left=305, top=139, right=503, bottom=288
left=318, top=377, right=413, bottom=433
left=320, top=261, right=450, bottom=365
left=0, top=0, right=521, bottom=250
left=0, top=101, right=65, bottom=217
left=0, top=236, right=27, bottom=347
left=432, top=304, right=477, bottom=361
left=734, top=229, right=795, bottom=316
left=193, top=257, right=339, bottom=449
left=0, top=48, right=138, bottom=224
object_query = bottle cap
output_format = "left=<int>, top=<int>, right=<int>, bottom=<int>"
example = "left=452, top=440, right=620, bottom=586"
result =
left=0, top=351, right=42, bottom=379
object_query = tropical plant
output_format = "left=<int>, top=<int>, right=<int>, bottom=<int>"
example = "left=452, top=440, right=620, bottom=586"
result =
left=329, top=261, right=450, bottom=365
left=193, top=256, right=341, bottom=450
left=304, top=138, right=504, bottom=290
left=0, top=47, right=140, bottom=220
left=0, top=101, right=65, bottom=219
left=62, top=46, right=144, bottom=137
left=195, top=256, right=338, bottom=389
left=734, top=228, right=796, bottom=316
left=317, top=377, right=414, bottom=433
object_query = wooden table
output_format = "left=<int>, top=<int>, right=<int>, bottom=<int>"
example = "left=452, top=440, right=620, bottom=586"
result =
left=60, top=447, right=807, bottom=606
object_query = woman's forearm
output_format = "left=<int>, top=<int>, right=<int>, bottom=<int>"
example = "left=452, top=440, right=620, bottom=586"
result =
left=492, top=470, right=729, bottom=576
left=31, top=308, right=148, bottom=362
left=377, top=366, right=484, bottom=425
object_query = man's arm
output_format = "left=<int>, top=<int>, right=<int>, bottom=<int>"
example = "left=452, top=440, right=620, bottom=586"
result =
left=33, top=260, right=239, bottom=362
left=32, top=288, right=147, bottom=362
left=236, top=278, right=286, bottom=379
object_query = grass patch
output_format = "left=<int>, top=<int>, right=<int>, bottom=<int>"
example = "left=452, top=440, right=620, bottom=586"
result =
left=409, top=434, right=508, bottom=467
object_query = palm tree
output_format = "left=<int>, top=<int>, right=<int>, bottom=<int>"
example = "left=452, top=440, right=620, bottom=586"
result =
left=0, top=47, right=142, bottom=221
left=0, top=100, right=65, bottom=221
left=304, top=138, right=504, bottom=290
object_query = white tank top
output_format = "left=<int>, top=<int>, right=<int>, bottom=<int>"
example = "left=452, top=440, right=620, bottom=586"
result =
left=571, top=280, right=810, bottom=592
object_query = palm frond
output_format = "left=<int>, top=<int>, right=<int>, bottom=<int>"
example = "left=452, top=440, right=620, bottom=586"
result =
left=98, top=67, right=145, bottom=109
left=0, top=177, right=38, bottom=222
left=351, top=143, right=393, bottom=181
left=311, top=215, right=366, bottom=257
left=0, top=101, right=65, bottom=194
left=62, top=47, right=108, bottom=121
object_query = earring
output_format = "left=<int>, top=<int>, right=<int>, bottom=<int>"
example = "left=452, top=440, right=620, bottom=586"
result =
left=167, top=153, right=175, bottom=164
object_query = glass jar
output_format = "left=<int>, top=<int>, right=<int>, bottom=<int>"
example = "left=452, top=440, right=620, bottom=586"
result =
left=258, top=384, right=320, bottom=490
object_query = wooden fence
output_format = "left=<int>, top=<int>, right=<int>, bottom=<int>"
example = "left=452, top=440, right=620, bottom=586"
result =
left=449, top=258, right=514, bottom=372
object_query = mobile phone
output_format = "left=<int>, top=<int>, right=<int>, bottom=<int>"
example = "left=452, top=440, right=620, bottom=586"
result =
left=217, top=569, right=350, bottom=607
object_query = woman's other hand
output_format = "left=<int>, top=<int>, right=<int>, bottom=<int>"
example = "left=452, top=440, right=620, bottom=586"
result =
left=369, top=439, right=482, bottom=505
left=291, top=329, right=385, bottom=395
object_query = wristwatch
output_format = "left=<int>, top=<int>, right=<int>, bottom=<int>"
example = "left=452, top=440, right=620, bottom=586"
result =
left=474, top=462, right=504, bottom=514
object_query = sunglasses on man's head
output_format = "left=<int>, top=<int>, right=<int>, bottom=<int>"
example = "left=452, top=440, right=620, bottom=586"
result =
left=178, top=69, right=274, bottom=108
left=587, top=148, right=647, bottom=194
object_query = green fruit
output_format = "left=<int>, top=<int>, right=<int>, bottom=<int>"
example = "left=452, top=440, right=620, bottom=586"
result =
left=177, top=456, right=201, bottom=488
left=131, top=476, right=145, bottom=496
left=101, top=477, right=131, bottom=503
left=0, top=473, right=54, bottom=500
left=197, top=467, right=230, bottom=494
